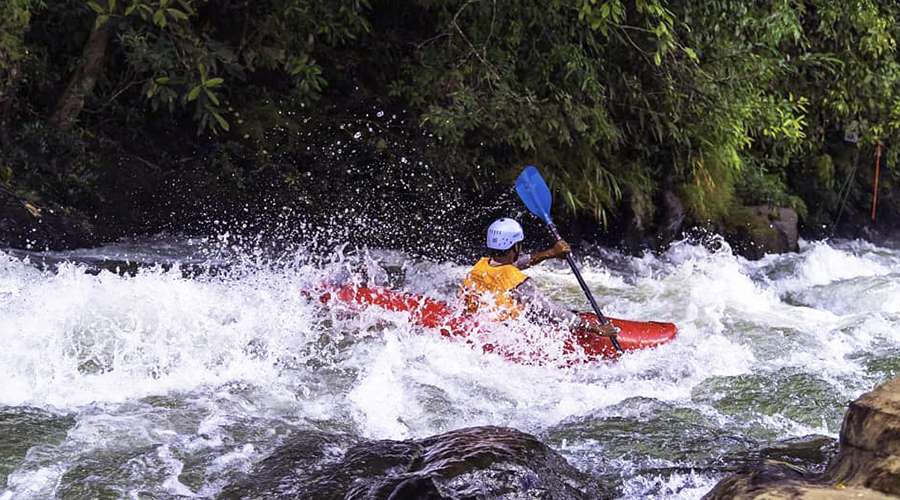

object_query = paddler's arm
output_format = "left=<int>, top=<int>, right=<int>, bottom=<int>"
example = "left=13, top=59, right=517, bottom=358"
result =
left=511, top=280, right=618, bottom=337
left=516, top=240, right=571, bottom=270
left=510, top=280, right=576, bottom=323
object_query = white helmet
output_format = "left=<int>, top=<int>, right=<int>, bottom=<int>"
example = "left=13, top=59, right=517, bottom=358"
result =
left=486, top=218, right=524, bottom=250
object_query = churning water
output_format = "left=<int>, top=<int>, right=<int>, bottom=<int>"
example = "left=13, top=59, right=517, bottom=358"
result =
left=1, top=236, right=898, bottom=498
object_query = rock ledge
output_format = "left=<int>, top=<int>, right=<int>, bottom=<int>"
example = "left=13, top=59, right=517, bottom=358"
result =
left=704, top=377, right=900, bottom=499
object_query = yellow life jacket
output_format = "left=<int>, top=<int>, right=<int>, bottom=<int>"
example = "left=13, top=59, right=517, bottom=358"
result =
left=461, top=257, right=528, bottom=320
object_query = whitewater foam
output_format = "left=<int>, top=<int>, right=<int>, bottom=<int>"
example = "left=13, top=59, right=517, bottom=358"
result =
left=2, top=236, right=900, bottom=499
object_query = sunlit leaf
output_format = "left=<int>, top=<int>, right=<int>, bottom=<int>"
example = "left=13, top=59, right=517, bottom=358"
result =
left=211, top=110, right=230, bottom=131
left=204, top=88, right=220, bottom=105
left=87, top=1, right=105, bottom=14
left=152, top=9, right=166, bottom=27
left=166, top=8, right=187, bottom=21
left=187, top=85, right=202, bottom=102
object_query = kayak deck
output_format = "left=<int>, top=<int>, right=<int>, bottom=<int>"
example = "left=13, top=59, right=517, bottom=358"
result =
left=317, top=285, right=677, bottom=364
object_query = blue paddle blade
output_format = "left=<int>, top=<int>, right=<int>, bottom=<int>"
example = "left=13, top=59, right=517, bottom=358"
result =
left=515, top=165, right=554, bottom=225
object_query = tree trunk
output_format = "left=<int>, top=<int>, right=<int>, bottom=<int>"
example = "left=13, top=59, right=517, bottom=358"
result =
left=50, top=21, right=110, bottom=131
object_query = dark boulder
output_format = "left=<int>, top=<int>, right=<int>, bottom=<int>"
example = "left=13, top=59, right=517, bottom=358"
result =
left=220, top=426, right=601, bottom=499
left=723, top=206, right=799, bottom=260
left=656, top=189, right=686, bottom=248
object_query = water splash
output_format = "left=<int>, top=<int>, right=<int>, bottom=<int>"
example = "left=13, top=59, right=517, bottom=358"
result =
left=1, top=236, right=898, bottom=498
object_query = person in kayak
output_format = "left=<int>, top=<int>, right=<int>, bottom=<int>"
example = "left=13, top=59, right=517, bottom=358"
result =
left=461, top=218, right=618, bottom=337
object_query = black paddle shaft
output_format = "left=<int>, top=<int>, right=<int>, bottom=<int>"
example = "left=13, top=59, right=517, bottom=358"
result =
left=547, top=224, right=624, bottom=352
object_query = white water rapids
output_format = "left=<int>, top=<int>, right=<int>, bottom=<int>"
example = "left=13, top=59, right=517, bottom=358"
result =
left=1, top=236, right=899, bottom=498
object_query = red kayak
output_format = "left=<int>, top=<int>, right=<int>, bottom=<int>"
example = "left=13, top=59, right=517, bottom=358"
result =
left=316, top=285, right=677, bottom=365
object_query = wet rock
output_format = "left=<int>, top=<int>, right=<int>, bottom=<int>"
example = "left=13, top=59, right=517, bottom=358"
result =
left=622, top=190, right=654, bottom=251
left=657, top=189, right=686, bottom=248
left=220, top=426, right=601, bottom=499
left=703, top=377, right=900, bottom=499
left=0, top=186, right=97, bottom=250
left=703, top=459, right=809, bottom=499
left=724, top=205, right=799, bottom=260
left=827, top=377, right=900, bottom=495
left=751, top=436, right=838, bottom=474
left=705, top=460, right=895, bottom=500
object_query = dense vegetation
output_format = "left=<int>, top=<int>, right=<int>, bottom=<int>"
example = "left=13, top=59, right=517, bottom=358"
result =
left=2, top=0, right=899, bottom=252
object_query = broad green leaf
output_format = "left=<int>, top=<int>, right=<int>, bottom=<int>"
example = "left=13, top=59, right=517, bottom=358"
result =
left=204, top=77, right=224, bottom=88
left=187, top=85, right=202, bottom=102
left=87, top=1, right=105, bottom=14
left=152, top=9, right=166, bottom=27
left=211, top=110, right=230, bottom=131
left=683, top=47, right=698, bottom=62
left=166, top=8, right=187, bottom=21
left=204, top=88, right=220, bottom=105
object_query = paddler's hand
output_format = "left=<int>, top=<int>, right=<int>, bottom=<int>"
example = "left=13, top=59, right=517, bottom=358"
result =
left=550, top=240, right=571, bottom=260
left=527, top=240, right=573, bottom=268
left=584, top=321, right=619, bottom=338
left=599, top=322, right=620, bottom=337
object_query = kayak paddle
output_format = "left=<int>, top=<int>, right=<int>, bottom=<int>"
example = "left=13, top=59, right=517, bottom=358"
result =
left=515, top=165, right=623, bottom=352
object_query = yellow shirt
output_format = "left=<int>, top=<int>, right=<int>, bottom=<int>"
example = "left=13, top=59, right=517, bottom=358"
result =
left=460, top=257, right=528, bottom=320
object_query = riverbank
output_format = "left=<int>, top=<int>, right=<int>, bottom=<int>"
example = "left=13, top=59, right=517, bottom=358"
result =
left=3, top=98, right=893, bottom=260
left=5, top=2, right=900, bottom=260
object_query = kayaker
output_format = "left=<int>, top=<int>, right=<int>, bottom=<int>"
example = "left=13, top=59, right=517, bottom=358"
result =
left=461, top=218, right=619, bottom=337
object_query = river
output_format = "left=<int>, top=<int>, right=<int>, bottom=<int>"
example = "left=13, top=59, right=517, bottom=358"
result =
left=1, top=235, right=898, bottom=498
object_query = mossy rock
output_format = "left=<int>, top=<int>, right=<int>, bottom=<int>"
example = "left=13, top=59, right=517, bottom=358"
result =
left=722, top=205, right=799, bottom=260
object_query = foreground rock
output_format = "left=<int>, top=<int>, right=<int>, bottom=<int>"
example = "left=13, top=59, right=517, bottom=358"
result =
left=704, top=377, right=900, bottom=499
left=220, top=425, right=603, bottom=499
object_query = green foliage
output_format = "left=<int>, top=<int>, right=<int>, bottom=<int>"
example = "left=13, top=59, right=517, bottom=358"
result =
left=389, top=1, right=807, bottom=221
left=39, top=0, right=371, bottom=134
left=0, top=0, right=44, bottom=96
left=735, top=167, right=808, bottom=219
left=0, top=0, right=41, bottom=66
left=390, top=0, right=678, bottom=223
left=8, top=0, right=900, bottom=236
left=792, top=2, right=900, bottom=145
left=388, top=0, right=900, bottom=227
